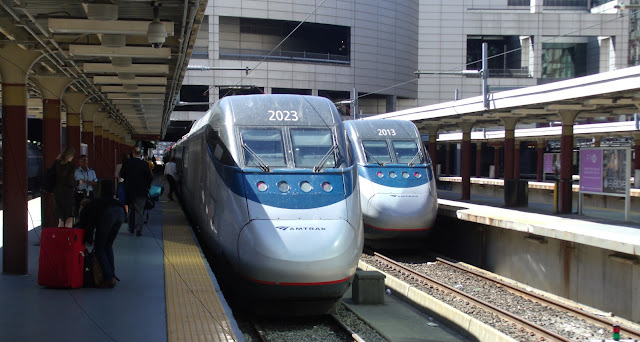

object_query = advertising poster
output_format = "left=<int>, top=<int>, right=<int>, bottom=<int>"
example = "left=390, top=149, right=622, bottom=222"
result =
left=579, top=149, right=602, bottom=192
left=602, top=148, right=627, bottom=194
left=543, top=153, right=560, bottom=174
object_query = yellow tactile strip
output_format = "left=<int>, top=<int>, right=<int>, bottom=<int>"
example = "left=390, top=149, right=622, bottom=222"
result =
left=163, top=209, right=238, bottom=342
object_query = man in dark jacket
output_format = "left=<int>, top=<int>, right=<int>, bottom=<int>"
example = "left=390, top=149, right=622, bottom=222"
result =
left=75, top=186, right=126, bottom=288
left=119, top=147, right=153, bottom=236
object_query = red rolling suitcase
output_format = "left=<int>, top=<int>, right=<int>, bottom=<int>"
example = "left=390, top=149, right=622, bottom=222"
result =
left=38, top=227, right=85, bottom=288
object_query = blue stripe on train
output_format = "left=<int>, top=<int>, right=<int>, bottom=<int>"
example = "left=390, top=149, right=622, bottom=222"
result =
left=207, top=144, right=356, bottom=209
left=357, top=164, right=433, bottom=188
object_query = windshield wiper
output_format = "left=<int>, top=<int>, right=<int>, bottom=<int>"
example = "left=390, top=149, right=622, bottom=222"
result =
left=364, top=149, right=385, bottom=166
left=407, top=151, right=422, bottom=167
left=242, top=144, right=270, bottom=172
left=313, top=144, right=338, bottom=173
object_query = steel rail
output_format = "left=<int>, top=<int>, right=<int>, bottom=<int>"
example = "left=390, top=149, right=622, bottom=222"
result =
left=373, top=252, right=572, bottom=342
left=330, top=314, right=366, bottom=342
left=252, top=321, right=269, bottom=342
left=436, top=257, right=640, bottom=340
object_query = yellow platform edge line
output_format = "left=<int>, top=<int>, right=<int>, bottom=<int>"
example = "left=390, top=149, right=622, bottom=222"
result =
left=163, top=208, right=238, bottom=342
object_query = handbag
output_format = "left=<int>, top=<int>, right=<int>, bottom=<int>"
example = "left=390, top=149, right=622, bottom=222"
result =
left=83, top=250, right=104, bottom=288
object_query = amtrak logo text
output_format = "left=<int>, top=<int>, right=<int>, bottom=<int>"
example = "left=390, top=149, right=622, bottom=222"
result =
left=275, top=226, right=326, bottom=231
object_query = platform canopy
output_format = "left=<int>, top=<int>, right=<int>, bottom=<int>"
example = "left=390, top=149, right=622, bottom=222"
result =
left=372, top=66, right=640, bottom=138
left=0, top=0, right=207, bottom=138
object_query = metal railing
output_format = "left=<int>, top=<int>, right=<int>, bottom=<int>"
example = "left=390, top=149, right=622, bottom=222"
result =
left=219, top=47, right=350, bottom=65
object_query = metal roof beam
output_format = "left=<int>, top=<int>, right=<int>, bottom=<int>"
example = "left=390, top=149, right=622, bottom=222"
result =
left=48, top=18, right=175, bottom=36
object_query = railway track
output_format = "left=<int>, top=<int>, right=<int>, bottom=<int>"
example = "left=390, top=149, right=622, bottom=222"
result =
left=249, top=303, right=379, bottom=342
left=368, top=251, right=640, bottom=341
left=435, top=257, right=640, bottom=341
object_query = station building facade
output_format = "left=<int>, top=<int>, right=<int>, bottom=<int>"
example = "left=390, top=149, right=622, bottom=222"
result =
left=171, top=0, right=628, bottom=132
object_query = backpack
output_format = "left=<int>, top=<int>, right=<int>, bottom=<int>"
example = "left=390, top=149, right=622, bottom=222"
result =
left=42, top=161, right=57, bottom=193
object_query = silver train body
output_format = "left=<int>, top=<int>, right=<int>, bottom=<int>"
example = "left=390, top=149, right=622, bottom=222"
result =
left=172, top=95, right=363, bottom=303
left=344, top=119, right=437, bottom=241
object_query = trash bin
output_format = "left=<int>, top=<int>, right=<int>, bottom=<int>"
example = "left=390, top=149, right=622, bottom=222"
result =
left=504, top=179, right=528, bottom=207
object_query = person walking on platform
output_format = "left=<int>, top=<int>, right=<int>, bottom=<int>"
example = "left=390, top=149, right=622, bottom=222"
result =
left=74, top=155, right=98, bottom=217
left=119, top=147, right=153, bottom=236
left=50, top=146, right=77, bottom=227
left=75, top=185, right=126, bottom=288
left=163, top=157, right=178, bottom=201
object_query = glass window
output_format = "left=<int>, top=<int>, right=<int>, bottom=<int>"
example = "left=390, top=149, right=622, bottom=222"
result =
left=291, top=128, right=336, bottom=168
left=542, top=43, right=587, bottom=79
left=362, top=140, right=392, bottom=164
left=240, top=128, right=285, bottom=168
left=392, top=140, right=423, bottom=164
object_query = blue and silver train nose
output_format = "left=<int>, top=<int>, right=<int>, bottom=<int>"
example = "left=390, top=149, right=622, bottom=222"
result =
left=236, top=219, right=362, bottom=298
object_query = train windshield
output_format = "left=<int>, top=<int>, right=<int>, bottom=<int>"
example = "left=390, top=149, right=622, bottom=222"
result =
left=240, top=129, right=286, bottom=169
left=392, top=140, right=424, bottom=164
left=291, top=128, right=336, bottom=169
left=362, top=140, right=392, bottom=165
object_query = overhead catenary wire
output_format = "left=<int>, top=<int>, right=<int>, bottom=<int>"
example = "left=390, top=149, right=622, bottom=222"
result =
left=205, top=0, right=329, bottom=98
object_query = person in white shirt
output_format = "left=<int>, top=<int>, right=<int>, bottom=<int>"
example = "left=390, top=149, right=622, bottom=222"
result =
left=74, top=155, right=98, bottom=217
left=163, top=157, right=178, bottom=201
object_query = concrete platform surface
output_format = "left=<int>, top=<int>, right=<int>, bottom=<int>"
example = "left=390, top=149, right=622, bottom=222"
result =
left=0, top=197, right=243, bottom=342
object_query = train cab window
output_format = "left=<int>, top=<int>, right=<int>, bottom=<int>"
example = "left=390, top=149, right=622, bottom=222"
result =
left=240, top=128, right=286, bottom=168
left=392, top=140, right=424, bottom=164
left=291, top=128, right=336, bottom=168
left=362, top=140, right=392, bottom=165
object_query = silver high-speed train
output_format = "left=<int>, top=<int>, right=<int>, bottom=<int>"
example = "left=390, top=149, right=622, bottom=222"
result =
left=344, top=119, right=437, bottom=245
left=171, top=94, right=363, bottom=309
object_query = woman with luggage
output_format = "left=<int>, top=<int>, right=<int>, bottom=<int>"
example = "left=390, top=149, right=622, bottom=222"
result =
left=75, top=185, right=126, bottom=288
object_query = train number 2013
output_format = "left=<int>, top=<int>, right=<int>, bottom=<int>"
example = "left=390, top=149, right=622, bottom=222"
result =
left=377, top=129, right=396, bottom=136
left=268, top=110, right=299, bottom=121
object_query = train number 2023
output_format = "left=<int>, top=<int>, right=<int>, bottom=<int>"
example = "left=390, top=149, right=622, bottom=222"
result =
left=377, top=129, right=396, bottom=136
left=268, top=110, right=299, bottom=121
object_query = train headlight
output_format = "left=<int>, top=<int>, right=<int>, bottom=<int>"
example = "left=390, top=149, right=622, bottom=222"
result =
left=277, top=181, right=290, bottom=193
left=402, top=172, right=409, bottom=179
left=389, top=171, right=397, bottom=178
left=322, top=181, right=333, bottom=192
left=300, top=181, right=313, bottom=193
left=414, top=172, right=422, bottom=178
left=376, top=171, right=384, bottom=178
left=257, top=181, right=268, bottom=191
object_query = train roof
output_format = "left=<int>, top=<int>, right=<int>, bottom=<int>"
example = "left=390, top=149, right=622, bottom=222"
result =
left=220, top=94, right=341, bottom=127
left=344, top=119, right=420, bottom=140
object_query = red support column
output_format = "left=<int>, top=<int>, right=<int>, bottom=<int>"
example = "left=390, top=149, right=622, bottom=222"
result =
left=0, top=45, right=42, bottom=275
left=62, top=92, right=88, bottom=163
left=635, top=142, right=640, bottom=171
left=514, top=141, right=521, bottom=179
left=426, top=126, right=439, bottom=178
left=429, top=141, right=438, bottom=178
left=103, top=127, right=111, bottom=181
left=560, top=127, right=574, bottom=213
left=537, top=140, right=545, bottom=182
left=445, top=143, right=451, bottom=176
left=1, top=84, right=29, bottom=274
left=82, top=121, right=95, bottom=171
left=475, top=143, right=482, bottom=178
left=94, top=125, right=104, bottom=179
left=493, top=145, right=500, bottom=179
left=558, top=111, right=578, bottom=214
left=42, top=99, right=62, bottom=227
left=67, top=113, right=81, bottom=163
left=460, top=123, right=474, bottom=200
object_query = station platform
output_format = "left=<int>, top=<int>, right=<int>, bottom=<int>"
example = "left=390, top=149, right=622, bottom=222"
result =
left=437, top=189, right=640, bottom=256
left=0, top=195, right=243, bottom=342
